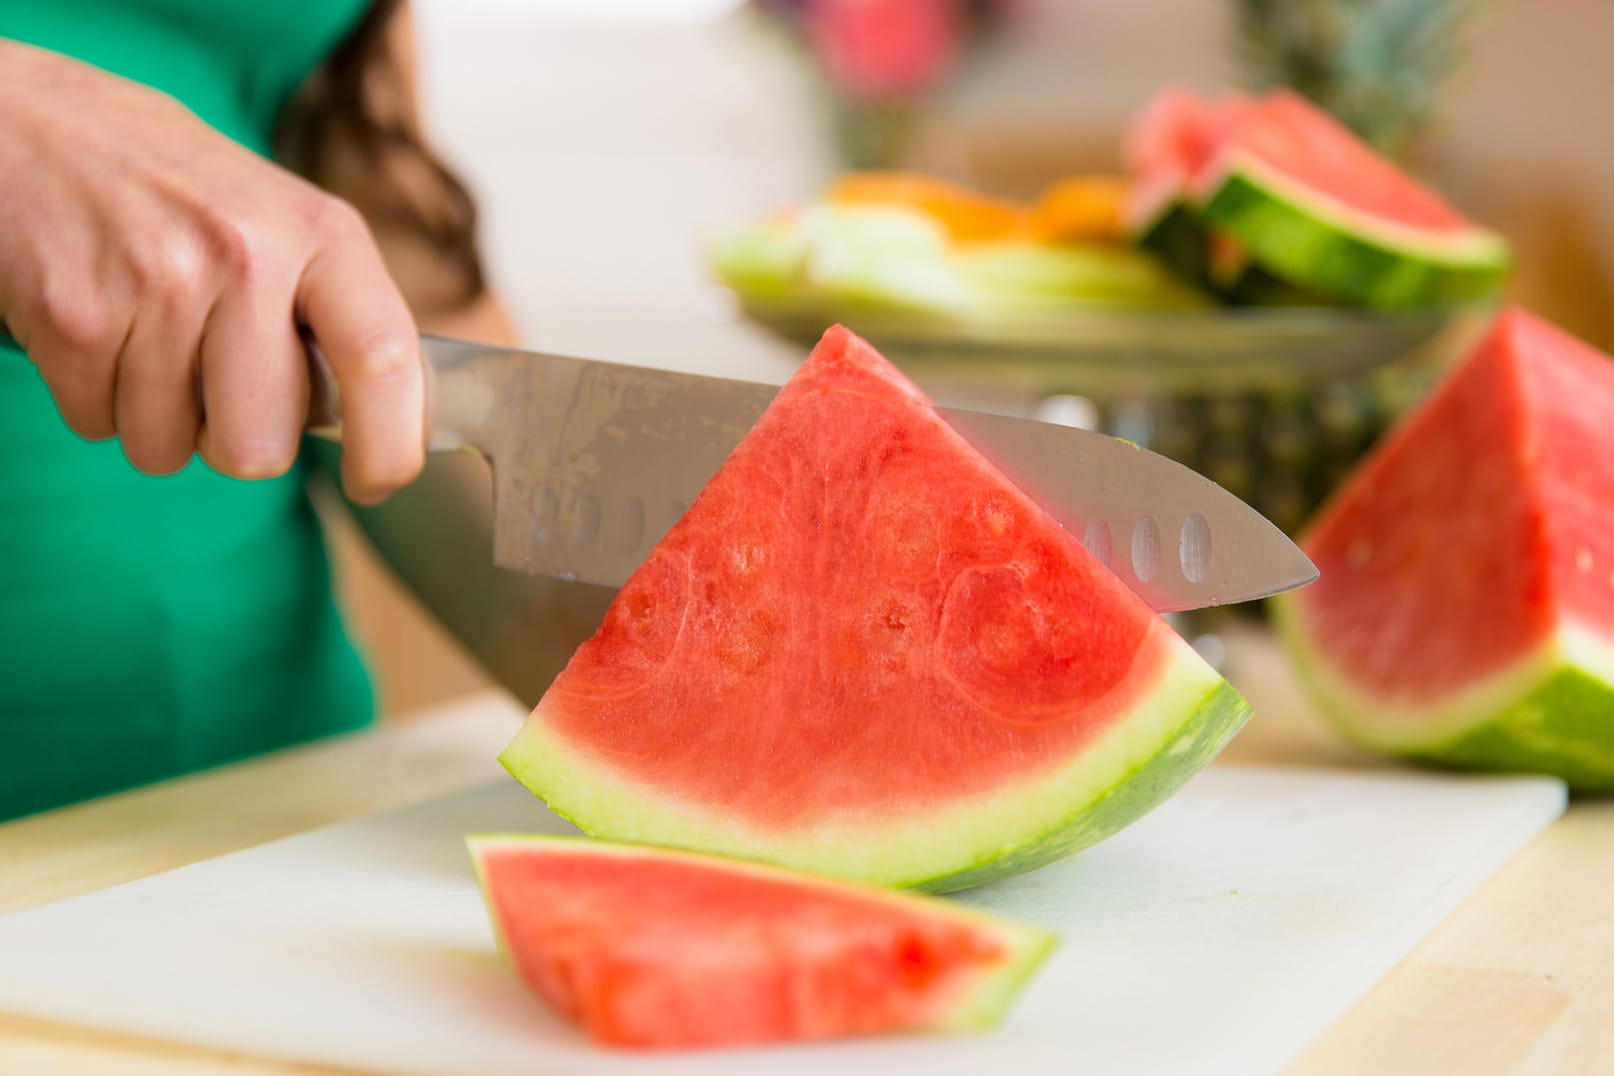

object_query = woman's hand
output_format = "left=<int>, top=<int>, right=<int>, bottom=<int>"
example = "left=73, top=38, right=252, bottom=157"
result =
left=0, top=38, right=426, bottom=503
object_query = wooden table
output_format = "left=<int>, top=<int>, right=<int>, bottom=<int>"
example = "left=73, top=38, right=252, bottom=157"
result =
left=1, top=628, right=1609, bottom=1076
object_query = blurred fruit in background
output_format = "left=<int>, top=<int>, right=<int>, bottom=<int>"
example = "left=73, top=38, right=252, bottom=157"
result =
left=1120, top=86, right=1509, bottom=311
left=750, top=0, right=1020, bottom=167
left=809, top=0, right=963, bottom=98
left=1028, top=176, right=1129, bottom=244
left=827, top=171, right=1027, bottom=241
left=711, top=169, right=1213, bottom=329
left=1234, top=0, right=1480, bottom=159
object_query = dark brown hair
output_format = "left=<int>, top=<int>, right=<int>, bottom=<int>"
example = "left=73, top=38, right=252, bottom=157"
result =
left=274, top=0, right=487, bottom=315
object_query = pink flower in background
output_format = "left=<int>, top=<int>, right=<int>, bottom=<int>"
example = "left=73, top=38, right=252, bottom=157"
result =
left=756, top=0, right=1016, bottom=100
left=809, top=0, right=963, bottom=100
left=752, top=0, right=1020, bottom=163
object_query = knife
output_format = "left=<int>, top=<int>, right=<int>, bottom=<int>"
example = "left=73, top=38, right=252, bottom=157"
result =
left=305, top=334, right=1315, bottom=613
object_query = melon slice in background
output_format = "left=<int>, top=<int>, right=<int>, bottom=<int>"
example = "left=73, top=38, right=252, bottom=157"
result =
left=710, top=203, right=973, bottom=317
left=1275, top=308, right=1614, bottom=789
left=710, top=200, right=1209, bottom=321
left=952, top=240, right=1213, bottom=312
left=468, top=835, right=1055, bottom=1049
left=1121, top=86, right=1264, bottom=294
left=500, top=326, right=1250, bottom=892
left=1195, top=89, right=1509, bottom=310
left=1121, top=85, right=1229, bottom=287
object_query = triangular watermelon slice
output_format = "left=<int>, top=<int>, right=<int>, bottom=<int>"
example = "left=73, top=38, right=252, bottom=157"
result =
left=1275, top=308, right=1614, bottom=788
left=468, top=835, right=1055, bottom=1049
left=499, top=326, right=1248, bottom=891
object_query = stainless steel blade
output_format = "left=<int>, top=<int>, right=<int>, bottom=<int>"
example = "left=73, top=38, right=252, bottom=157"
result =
left=938, top=410, right=1318, bottom=611
left=419, top=336, right=1317, bottom=611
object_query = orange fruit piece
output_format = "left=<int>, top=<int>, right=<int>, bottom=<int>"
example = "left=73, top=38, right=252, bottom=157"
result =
left=1029, top=176, right=1130, bottom=243
left=826, top=171, right=1029, bottom=244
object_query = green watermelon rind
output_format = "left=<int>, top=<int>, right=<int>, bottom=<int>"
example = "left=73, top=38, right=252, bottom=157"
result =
left=1131, top=195, right=1323, bottom=306
left=465, top=833, right=1057, bottom=1033
left=1273, top=597, right=1614, bottom=791
left=1134, top=198, right=1213, bottom=287
left=1199, top=158, right=1510, bottom=311
left=498, top=635, right=1251, bottom=894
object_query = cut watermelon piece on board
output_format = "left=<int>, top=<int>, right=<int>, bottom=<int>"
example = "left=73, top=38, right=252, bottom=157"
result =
left=500, top=326, right=1250, bottom=892
left=1196, top=90, right=1509, bottom=310
left=468, top=835, right=1055, bottom=1050
left=1275, top=308, right=1614, bottom=789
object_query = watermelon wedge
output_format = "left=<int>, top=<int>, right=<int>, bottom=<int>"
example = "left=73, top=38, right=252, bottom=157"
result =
left=1275, top=308, right=1614, bottom=789
left=468, top=835, right=1055, bottom=1049
left=1121, top=87, right=1509, bottom=309
left=500, top=326, right=1249, bottom=892
left=1196, top=90, right=1509, bottom=310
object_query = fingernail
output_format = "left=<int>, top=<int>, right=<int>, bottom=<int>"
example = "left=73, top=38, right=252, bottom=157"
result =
left=234, top=459, right=282, bottom=481
left=352, top=488, right=391, bottom=508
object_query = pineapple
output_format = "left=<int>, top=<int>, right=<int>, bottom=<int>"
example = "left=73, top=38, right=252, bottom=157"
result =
left=1233, top=0, right=1479, bottom=158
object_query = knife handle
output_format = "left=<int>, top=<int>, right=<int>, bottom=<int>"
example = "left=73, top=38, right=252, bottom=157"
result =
left=302, top=329, right=346, bottom=441
left=302, top=330, right=490, bottom=455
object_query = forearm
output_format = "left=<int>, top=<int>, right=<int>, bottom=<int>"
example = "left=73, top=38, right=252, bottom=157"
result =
left=319, top=293, right=612, bottom=704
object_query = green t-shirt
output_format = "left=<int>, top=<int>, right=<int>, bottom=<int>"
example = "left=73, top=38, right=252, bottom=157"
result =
left=0, top=0, right=378, bottom=820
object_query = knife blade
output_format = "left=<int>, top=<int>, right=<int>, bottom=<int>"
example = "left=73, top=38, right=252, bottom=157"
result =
left=308, top=334, right=1317, bottom=612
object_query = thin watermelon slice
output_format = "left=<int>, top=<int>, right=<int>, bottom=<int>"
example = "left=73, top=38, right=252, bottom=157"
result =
left=468, top=835, right=1054, bottom=1049
left=1275, top=308, right=1614, bottom=789
left=1196, top=90, right=1509, bottom=310
left=500, top=326, right=1249, bottom=891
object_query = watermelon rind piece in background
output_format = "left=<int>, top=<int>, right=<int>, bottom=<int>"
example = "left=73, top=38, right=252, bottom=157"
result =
left=1195, top=91, right=1510, bottom=310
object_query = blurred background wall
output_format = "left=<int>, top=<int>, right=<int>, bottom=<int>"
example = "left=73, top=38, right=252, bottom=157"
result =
left=333, top=0, right=1614, bottom=718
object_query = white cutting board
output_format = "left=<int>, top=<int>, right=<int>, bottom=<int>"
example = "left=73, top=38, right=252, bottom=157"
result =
left=0, top=765, right=1563, bottom=1076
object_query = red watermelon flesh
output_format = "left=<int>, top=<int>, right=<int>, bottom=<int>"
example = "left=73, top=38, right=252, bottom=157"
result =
left=1199, top=90, right=1471, bottom=238
left=1293, top=309, right=1614, bottom=700
left=500, top=326, right=1247, bottom=891
left=1121, top=88, right=1258, bottom=288
left=527, top=327, right=1167, bottom=815
left=1276, top=308, right=1614, bottom=788
left=534, top=332, right=1168, bottom=825
left=1122, top=87, right=1248, bottom=229
left=1122, top=86, right=1226, bottom=179
left=468, top=836, right=1055, bottom=1049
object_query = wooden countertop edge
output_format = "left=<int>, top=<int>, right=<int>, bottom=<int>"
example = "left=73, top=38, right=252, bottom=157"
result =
left=0, top=1010, right=376, bottom=1076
